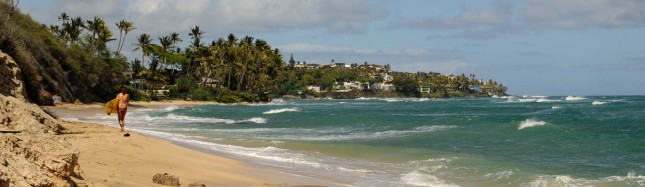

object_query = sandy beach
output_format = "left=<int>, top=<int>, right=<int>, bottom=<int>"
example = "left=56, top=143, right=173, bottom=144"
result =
left=45, top=101, right=332, bottom=187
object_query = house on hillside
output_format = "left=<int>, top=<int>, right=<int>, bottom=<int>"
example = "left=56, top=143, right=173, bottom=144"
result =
left=294, top=62, right=305, bottom=69
left=469, top=85, right=481, bottom=92
left=307, top=85, right=321, bottom=93
left=330, top=63, right=351, bottom=68
left=130, top=79, right=146, bottom=90
left=373, top=83, right=395, bottom=91
left=123, top=67, right=134, bottom=79
left=419, top=86, right=431, bottom=93
left=306, top=63, right=320, bottom=70
left=381, top=73, right=393, bottom=82
left=201, top=77, right=222, bottom=88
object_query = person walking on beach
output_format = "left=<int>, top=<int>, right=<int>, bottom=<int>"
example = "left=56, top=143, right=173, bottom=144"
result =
left=116, top=86, right=129, bottom=133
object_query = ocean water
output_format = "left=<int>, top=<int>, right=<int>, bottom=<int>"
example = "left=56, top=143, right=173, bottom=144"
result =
left=71, top=96, right=645, bottom=186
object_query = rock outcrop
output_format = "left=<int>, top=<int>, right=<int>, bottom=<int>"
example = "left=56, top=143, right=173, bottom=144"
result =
left=0, top=50, right=79, bottom=186
left=0, top=49, right=26, bottom=100
left=0, top=129, right=79, bottom=186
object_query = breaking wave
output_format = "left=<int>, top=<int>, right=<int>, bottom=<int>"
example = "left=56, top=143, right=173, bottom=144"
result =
left=127, top=113, right=266, bottom=124
left=208, top=125, right=457, bottom=141
left=525, top=172, right=645, bottom=187
left=565, top=96, right=587, bottom=101
left=592, top=101, right=607, bottom=105
left=518, top=119, right=547, bottom=130
left=263, top=108, right=300, bottom=114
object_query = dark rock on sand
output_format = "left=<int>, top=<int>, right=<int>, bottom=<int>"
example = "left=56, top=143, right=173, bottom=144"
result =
left=153, top=173, right=180, bottom=186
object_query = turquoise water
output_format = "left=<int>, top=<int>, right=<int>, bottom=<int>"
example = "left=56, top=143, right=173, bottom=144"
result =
left=77, top=96, right=645, bottom=186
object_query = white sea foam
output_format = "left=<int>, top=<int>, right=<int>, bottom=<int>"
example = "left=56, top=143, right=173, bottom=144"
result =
left=551, top=106, right=562, bottom=109
left=519, top=98, right=537, bottom=102
left=385, top=98, right=403, bottom=102
left=126, top=113, right=266, bottom=124
left=243, top=117, right=267, bottom=124
left=163, top=106, right=180, bottom=111
left=135, top=131, right=325, bottom=168
left=60, top=117, right=81, bottom=122
left=217, top=125, right=457, bottom=141
left=401, top=170, right=459, bottom=187
left=565, top=96, right=587, bottom=101
left=267, top=98, right=287, bottom=105
left=536, top=98, right=561, bottom=103
left=484, top=170, right=517, bottom=180
left=263, top=107, right=300, bottom=114
left=525, top=172, right=645, bottom=187
left=592, top=101, right=607, bottom=105
left=518, top=119, right=547, bottom=130
left=294, top=125, right=456, bottom=141
left=336, top=166, right=373, bottom=174
left=417, top=98, right=432, bottom=102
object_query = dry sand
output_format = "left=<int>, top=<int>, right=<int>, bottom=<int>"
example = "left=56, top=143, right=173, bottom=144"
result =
left=47, top=102, right=334, bottom=187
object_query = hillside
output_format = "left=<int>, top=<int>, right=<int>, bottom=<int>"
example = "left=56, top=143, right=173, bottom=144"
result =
left=0, top=2, right=126, bottom=105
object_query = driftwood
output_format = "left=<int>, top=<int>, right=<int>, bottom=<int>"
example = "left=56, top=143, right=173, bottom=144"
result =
left=0, top=130, right=21, bottom=133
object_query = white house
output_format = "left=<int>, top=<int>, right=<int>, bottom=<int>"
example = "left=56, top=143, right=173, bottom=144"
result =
left=381, top=73, right=393, bottom=82
left=419, top=86, right=431, bottom=93
left=130, top=79, right=146, bottom=90
left=307, top=85, right=321, bottom=93
left=373, top=83, right=395, bottom=91
left=201, top=77, right=222, bottom=88
left=294, top=62, right=305, bottom=69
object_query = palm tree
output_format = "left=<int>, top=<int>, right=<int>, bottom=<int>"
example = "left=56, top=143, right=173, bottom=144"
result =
left=84, top=16, right=103, bottom=39
left=148, top=53, right=161, bottom=79
left=48, top=25, right=60, bottom=34
left=170, top=32, right=182, bottom=46
left=236, top=36, right=254, bottom=92
left=226, top=33, right=237, bottom=46
left=158, top=35, right=173, bottom=70
left=64, top=16, right=83, bottom=45
left=57, top=12, right=69, bottom=24
left=84, top=16, right=105, bottom=54
left=187, top=26, right=205, bottom=75
left=132, top=33, right=152, bottom=65
left=131, top=59, right=143, bottom=79
left=116, top=19, right=135, bottom=54
left=96, top=25, right=115, bottom=54
left=188, top=26, right=204, bottom=48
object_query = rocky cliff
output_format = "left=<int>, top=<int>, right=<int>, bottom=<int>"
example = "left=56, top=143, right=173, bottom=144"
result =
left=0, top=50, right=80, bottom=186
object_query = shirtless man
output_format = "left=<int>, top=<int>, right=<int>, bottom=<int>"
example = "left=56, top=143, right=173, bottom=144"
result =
left=116, top=86, right=129, bottom=132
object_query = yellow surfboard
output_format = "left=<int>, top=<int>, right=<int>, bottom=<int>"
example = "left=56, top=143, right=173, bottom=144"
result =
left=105, top=99, right=119, bottom=114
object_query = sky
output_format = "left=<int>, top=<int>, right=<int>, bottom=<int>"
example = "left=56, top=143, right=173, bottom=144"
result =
left=17, top=0, right=645, bottom=96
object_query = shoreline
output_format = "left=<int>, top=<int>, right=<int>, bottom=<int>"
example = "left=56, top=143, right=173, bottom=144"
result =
left=45, top=102, right=338, bottom=187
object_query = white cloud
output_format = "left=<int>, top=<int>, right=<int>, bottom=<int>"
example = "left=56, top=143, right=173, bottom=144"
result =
left=276, top=43, right=432, bottom=56
left=396, top=60, right=474, bottom=74
left=176, top=0, right=209, bottom=14
left=521, top=0, right=645, bottom=29
left=127, top=0, right=165, bottom=15
left=52, top=0, right=122, bottom=15
left=275, top=43, right=469, bottom=73
left=213, top=0, right=386, bottom=33
left=392, top=10, right=507, bottom=30
left=389, top=0, right=511, bottom=30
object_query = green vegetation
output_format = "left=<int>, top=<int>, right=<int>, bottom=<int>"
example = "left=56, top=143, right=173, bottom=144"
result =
left=0, top=2, right=507, bottom=104
left=1, top=3, right=127, bottom=105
